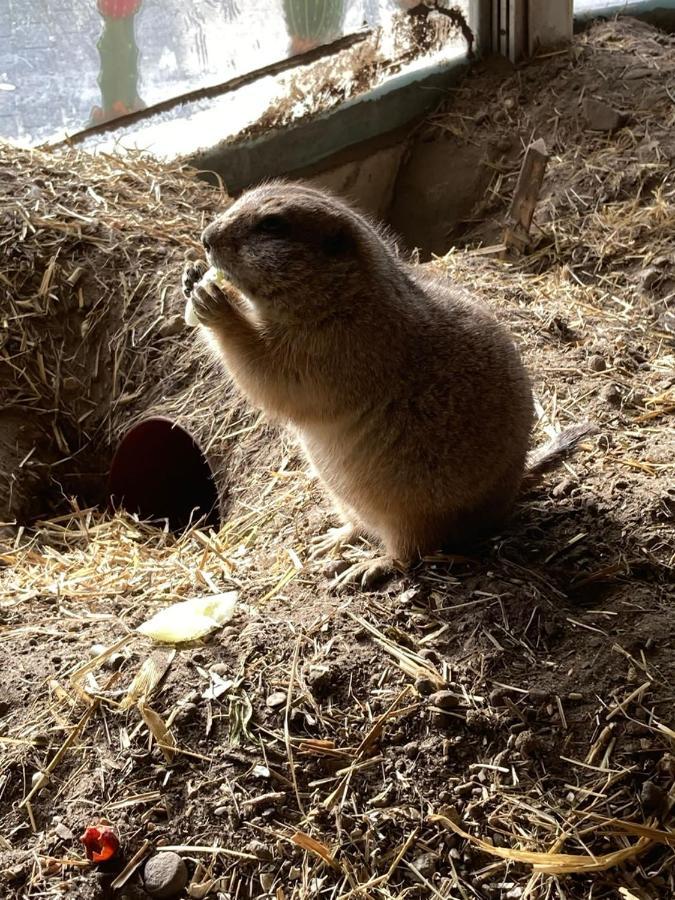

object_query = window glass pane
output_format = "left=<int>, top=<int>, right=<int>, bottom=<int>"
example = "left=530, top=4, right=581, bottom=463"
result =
left=574, top=0, right=673, bottom=13
left=1, top=1, right=471, bottom=148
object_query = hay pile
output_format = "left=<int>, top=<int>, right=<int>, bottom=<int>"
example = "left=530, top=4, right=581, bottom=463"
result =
left=0, top=147, right=269, bottom=526
left=0, top=16, right=674, bottom=900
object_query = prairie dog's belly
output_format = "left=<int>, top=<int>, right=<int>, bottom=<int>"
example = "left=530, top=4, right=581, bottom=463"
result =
left=298, top=386, right=529, bottom=526
left=300, top=413, right=462, bottom=519
left=299, top=419, right=386, bottom=507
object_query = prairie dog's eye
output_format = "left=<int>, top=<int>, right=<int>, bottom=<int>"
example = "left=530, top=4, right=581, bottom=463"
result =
left=256, top=213, right=289, bottom=236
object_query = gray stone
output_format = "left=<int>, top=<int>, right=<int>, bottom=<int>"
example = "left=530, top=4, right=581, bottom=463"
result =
left=247, top=839, right=274, bottom=861
left=143, top=852, right=188, bottom=899
left=600, top=383, right=622, bottom=406
left=429, top=690, right=460, bottom=710
left=583, top=98, right=626, bottom=133
left=54, top=822, right=74, bottom=841
left=588, top=354, right=606, bottom=372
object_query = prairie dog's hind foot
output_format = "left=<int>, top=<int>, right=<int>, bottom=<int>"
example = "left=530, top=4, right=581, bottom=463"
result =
left=326, top=555, right=407, bottom=592
left=309, top=523, right=365, bottom=561
left=182, top=258, right=208, bottom=298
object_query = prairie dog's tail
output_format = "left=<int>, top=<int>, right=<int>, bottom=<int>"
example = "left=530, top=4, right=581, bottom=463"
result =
left=526, top=423, right=597, bottom=477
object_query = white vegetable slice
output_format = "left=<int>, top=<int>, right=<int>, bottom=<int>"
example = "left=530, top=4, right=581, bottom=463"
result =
left=184, top=298, right=199, bottom=327
left=137, top=591, right=238, bottom=643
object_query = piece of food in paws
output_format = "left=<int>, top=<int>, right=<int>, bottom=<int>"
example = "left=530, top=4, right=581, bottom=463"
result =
left=184, top=267, right=226, bottom=328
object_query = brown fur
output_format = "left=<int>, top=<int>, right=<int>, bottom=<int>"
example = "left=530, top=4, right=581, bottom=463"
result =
left=187, top=181, right=537, bottom=565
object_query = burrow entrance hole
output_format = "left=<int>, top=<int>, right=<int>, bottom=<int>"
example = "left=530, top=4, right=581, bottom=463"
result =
left=109, top=418, right=221, bottom=532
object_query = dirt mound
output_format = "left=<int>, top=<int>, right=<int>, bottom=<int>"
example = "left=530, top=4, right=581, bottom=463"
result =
left=0, top=16, right=674, bottom=900
left=0, top=147, right=261, bottom=526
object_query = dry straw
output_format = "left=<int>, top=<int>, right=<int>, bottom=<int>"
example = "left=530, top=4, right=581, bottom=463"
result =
left=1, top=16, right=674, bottom=900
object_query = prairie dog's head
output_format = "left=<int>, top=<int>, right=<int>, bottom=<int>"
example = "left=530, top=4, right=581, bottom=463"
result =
left=201, top=181, right=395, bottom=323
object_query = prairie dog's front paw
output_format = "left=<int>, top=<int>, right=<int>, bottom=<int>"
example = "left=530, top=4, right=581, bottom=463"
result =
left=191, top=280, right=232, bottom=326
left=181, top=259, right=209, bottom=299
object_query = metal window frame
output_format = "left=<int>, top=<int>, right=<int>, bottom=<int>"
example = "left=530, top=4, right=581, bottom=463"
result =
left=72, top=8, right=482, bottom=193
left=480, top=0, right=574, bottom=61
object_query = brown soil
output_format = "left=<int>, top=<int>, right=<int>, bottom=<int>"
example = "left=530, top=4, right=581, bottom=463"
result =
left=1, top=16, right=674, bottom=900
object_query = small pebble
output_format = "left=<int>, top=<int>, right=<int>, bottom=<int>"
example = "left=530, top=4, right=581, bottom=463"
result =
left=639, top=266, right=661, bottom=292
left=323, top=558, right=350, bottom=578
left=437, top=804, right=462, bottom=827
left=514, top=730, right=543, bottom=758
left=641, top=781, right=670, bottom=820
left=600, top=383, right=621, bottom=406
left=175, top=701, right=198, bottom=723
left=247, top=839, right=274, bottom=861
left=210, top=662, right=229, bottom=676
left=489, top=688, right=505, bottom=706
left=54, top=823, right=74, bottom=841
left=454, top=781, right=475, bottom=798
left=88, top=643, right=125, bottom=671
left=429, top=690, right=460, bottom=710
left=266, top=691, right=287, bottom=709
left=403, top=740, right=420, bottom=759
left=306, top=665, right=333, bottom=696
left=143, top=852, right=188, bottom=899
left=582, top=98, right=626, bottom=132
left=31, top=771, right=46, bottom=790
left=414, top=677, right=435, bottom=696
left=588, top=354, right=606, bottom=372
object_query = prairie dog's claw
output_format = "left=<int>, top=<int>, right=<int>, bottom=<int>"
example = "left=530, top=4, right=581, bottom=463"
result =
left=191, top=281, right=230, bottom=326
left=327, top=556, right=398, bottom=592
left=182, top=259, right=208, bottom=299
left=310, top=524, right=362, bottom=561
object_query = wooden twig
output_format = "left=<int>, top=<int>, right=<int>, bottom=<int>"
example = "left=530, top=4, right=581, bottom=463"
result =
left=503, top=138, right=549, bottom=254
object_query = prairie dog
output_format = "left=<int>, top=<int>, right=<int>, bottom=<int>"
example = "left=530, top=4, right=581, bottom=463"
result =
left=185, top=182, right=586, bottom=586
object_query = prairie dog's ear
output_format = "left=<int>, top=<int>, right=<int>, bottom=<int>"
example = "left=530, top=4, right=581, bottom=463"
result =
left=322, top=226, right=356, bottom=257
